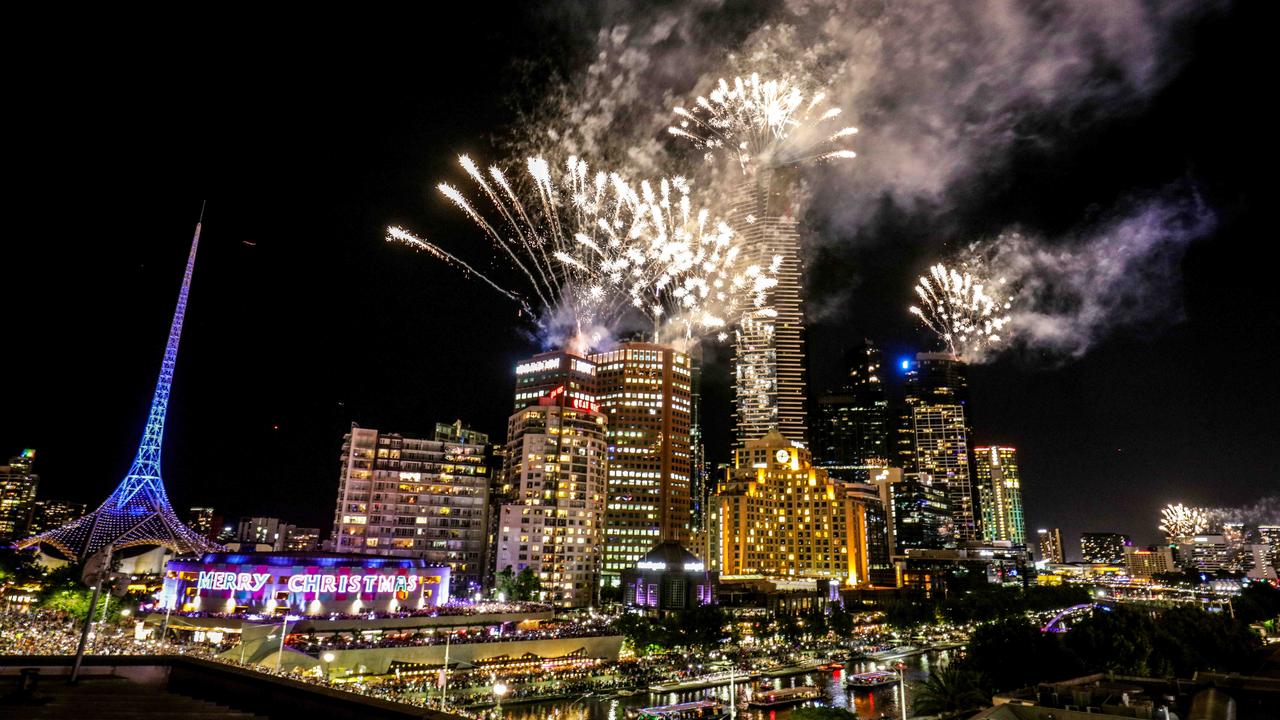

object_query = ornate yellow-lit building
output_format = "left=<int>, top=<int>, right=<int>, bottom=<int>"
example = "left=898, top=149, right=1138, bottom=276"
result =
left=716, top=429, right=875, bottom=586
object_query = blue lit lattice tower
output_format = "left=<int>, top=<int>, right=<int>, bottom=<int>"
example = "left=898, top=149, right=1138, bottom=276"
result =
left=18, top=219, right=222, bottom=559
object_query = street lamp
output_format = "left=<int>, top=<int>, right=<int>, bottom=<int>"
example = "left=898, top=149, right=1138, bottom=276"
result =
left=322, top=652, right=335, bottom=681
left=895, top=661, right=907, bottom=720
left=493, top=680, right=509, bottom=718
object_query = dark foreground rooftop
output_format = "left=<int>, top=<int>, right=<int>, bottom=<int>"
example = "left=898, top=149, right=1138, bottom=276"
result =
left=0, top=656, right=461, bottom=720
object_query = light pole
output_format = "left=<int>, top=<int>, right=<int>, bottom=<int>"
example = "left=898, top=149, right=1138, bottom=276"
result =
left=322, top=652, right=335, bottom=682
left=492, top=679, right=509, bottom=718
left=895, top=661, right=907, bottom=720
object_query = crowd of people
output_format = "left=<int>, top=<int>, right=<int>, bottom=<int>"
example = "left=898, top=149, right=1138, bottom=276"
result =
left=163, top=600, right=553, bottom=623
left=286, top=618, right=616, bottom=655
left=0, top=608, right=232, bottom=658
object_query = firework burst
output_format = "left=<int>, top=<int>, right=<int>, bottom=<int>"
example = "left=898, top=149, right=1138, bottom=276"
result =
left=1159, top=503, right=1209, bottom=541
left=909, top=263, right=1013, bottom=361
left=669, top=73, right=858, bottom=171
left=389, top=154, right=775, bottom=351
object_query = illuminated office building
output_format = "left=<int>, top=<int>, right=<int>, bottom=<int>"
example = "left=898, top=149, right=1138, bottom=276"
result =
left=495, top=350, right=607, bottom=607
left=187, top=507, right=217, bottom=539
left=331, top=424, right=491, bottom=593
left=896, top=353, right=977, bottom=543
left=1124, top=545, right=1175, bottom=578
left=813, top=341, right=891, bottom=483
left=0, top=450, right=38, bottom=541
left=27, top=499, right=87, bottom=536
left=975, top=446, right=1026, bottom=545
left=1039, top=528, right=1065, bottom=564
left=588, top=342, right=693, bottom=581
left=716, top=429, right=875, bottom=585
left=1260, top=525, right=1280, bottom=568
left=729, top=168, right=807, bottom=449
left=1080, top=532, right=1130, bottom=564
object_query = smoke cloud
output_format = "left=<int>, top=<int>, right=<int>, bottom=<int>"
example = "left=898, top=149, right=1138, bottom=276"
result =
left=966, top=184, right=1215, bottom=360
left=505, top=0, right=1222, bottom=357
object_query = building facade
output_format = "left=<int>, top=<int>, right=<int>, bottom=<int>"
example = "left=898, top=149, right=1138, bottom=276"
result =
left=812, top=341, right=891, bottom=483
left=716, top=429, right=876, bottom=586
left=27, top=499, right=87, bottom=536
left=1039, top=528, right=1066, bottom=564
left=621, top=541, right=717, bottom=615
left=1124, top=545, right=1175, bottom=578
left=331, top=425, right=491, bottom=593
left=896, top=353, right=978, bottom=544
left=495, top=354, right=608, bottom=607
left=588, top=342, right=693, bottom=582
left=729, top=169, right=807, bottom=450
left=975, top=446, right=1026, bottom=546
left=1080, top=532, right=1131, bottom=564
left=0, top=450, right=38, bottom=541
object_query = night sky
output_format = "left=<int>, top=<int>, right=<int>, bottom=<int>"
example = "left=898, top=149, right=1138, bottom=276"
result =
left=4, top=3, right=1273, bottom=560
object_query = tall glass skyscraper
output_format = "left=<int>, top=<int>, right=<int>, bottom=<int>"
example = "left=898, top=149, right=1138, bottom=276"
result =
left=896, top=352, right=978, bottom=544
left=729, top=168, right=807, bottom=449
left=813, top=341, right=890, bottom=482
left=589, top=342, right=694, bottom=583
left=975, top=446, right=1026, bottom=545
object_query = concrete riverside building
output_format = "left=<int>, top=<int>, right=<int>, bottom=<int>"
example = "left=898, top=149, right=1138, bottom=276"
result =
left=495, top=350, right=608, bottom=607
left=588, top=342, right=694, bottom=583
left=716, top=429, right=876, bottom=586
left=330, top=424, right=491, bottom=594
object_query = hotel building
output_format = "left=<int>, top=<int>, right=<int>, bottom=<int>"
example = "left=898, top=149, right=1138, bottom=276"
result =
left=975, top=446, right=1026, bottom=546
left=330, top=423, right=491, bottom=593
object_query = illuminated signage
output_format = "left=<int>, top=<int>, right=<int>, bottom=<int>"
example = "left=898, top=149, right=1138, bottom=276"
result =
left=516, top=358, right=561, bottom=375
left=196, top=571, right=423, bottom=595
left=286, top=573, right=420, bottom=595
left=570, top=398, right=600, bottom=413
left=197, top=572, right=273, bottom=592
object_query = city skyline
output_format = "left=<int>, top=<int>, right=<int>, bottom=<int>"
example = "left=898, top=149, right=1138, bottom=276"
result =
left=2, top=3, right=1272, bottom=556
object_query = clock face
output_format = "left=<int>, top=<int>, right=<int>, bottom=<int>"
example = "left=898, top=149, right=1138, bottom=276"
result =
left=775, top=449, right=790, bottom=463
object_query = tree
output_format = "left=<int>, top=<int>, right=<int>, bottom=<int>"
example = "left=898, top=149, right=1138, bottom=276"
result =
left=912, top=663, right=988, bottom=720
left=495, top=566, right=517, bottom=600
left=1235, top=581, right=1280, bottom=626
left=1064, top=606, right=1160, bottom=676
left=961, top=616, right=1083, bottom=691
left=514, top=567, right=541, bottom=601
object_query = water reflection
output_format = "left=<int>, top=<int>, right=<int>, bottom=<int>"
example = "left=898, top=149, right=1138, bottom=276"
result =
left=496, top=651, right=953, bottom=720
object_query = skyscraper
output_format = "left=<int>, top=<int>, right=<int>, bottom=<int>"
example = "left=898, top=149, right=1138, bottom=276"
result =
left=495, top=350, right=608, bottom=607
left=27, top=500, right=87, bottom=536
left=716, top=429, right=876, bottom=585
left=975, top=446, right=1026, bottom=545
left=1080, top=532, right=1130, bottom=564
left=897, top=353, right=977, bottom=544
left=589, top=342, right=693, bottom=582
left=19, top=216, right=219, bottom=559
left=1039, top=528, right=1065, bottom=564
left=0, top=450, right=38, bottom=541
left=812, top=341, right=891, bottom=482
left=331, top=425, right=491, bottom=592
left=729, top=168, right=807, bottom=449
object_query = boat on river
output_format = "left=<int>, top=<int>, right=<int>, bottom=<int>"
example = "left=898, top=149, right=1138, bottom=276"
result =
left=743, top=684, right=823, bottom=708
left=846, top=670, right=900, bottom=690
left=626, top=699, right=728, bottom=720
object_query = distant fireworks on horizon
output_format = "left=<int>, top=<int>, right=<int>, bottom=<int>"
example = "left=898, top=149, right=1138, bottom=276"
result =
left=1160, top=503, right=1209, bottom=541
left=388, top=154, right=778, bottom=352
left=909, top=262, right=1013, bottom=361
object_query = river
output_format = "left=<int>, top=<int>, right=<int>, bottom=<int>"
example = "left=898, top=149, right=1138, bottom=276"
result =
left=494, top=650, right=956, bottom=720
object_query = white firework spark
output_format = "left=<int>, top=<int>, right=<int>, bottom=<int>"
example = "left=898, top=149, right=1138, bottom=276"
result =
left=1159, top=503, right=1209, bottom=541
left=668, top=73, right=858, bottom=171
left=909, top=263, right=1013, bottom=361
left=389, top=154, right=774, bottom=352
